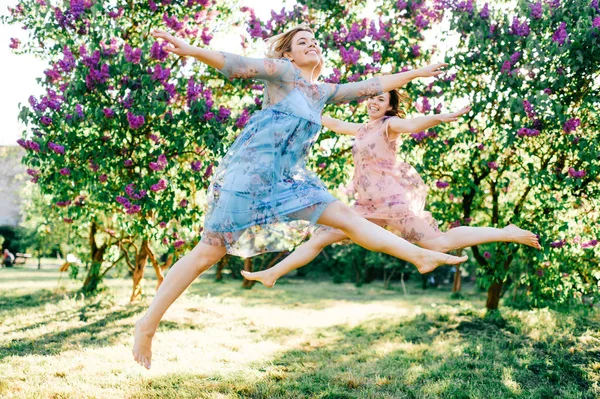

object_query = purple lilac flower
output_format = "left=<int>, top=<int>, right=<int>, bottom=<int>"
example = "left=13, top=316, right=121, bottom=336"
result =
left=517, top=127, right=540, bottom=137
left=581, top=239, right=598, bottom=249
left=159, top=221, right=167, bottom=228
left=396, top=0, right=408, bottom=9
left=204, top=111, right=214, bottom=121
left=75, top=104, right=84, bottom=118
left=124, top=159, right=133, bottom=167
left=191, top=161, right=202, bottom=171
left=511, top=17, right=530, bottom=37
left=501, top=60, right=511, bottom=73
left=523, top=100, right=535, bottom=118
left=479, top=3, right=489, bottom=18
left=510, top=51, right=521, bottom=65
left=150, top=64, right=171, bottom=83
left=150, top=41, right=169, bottom=61
left=127, top=112, right=145, bottom=129
left=108, top=7, right=124, bottom=18
left=124, top=44, right=142, bottom=64
left=99, top=174, right=107, bottom=182
left=174, top=239, right=185, bottom=249
left=487, top=162, right=498, bottom=170
left=543, top=88, right=552, bottom=95
left=204, top=163, right=213, bottom=178
left=179, top=199, right=188, bottom=207
left=9, top=38, right=20, bottom=49
left=568, top=168, right=586, bottom=178
left=529, top=2, right=543, bottom=19
left=103, top=108, right=115, bottom=119
left=235, top=109, right=250, bottom=128
left=411, top=44, right=420, bottom=57
left=340, top=46, right=360, bottom=65
left=56, top=200, right=71, bottom=207
left=151, top=179, right=167, bottom=192
left=550, top=239, right=566, bottom=248
left=563, top=118, right=580, bottom=133
left=417, top=97, right=431, bottom=113
left=126, top=204, right=141, bottom=214
left=58, top=46, right=75, bottom=72
left=59, top=168, right=71, bottom=176
left=592, top=0, right=600, bottom=11
left=484, top=252, right=491, bottom=259
left=436, top=180, right=449, bottom=189
left=552, top=22, right=568, bottom=45
left=48, top=142, right=65, bottom=154
left=40, top=116, right=53, bottom=126
left=593, top=16, right=600, bottom=28
left=548, top=0, right=560, bottom=8
left=149, top=134, right=160, bottom=143
left=149, top=154, right=168, bottom=171
left=216, top=106, right=231, bottom=123
left=372, top=52, right=381, bottom=62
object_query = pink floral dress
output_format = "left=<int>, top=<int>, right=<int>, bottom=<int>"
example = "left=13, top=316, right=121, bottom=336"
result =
left=348, top=116, right=442, bottom=244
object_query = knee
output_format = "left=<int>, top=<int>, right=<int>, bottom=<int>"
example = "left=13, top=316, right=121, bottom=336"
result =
left=188, top=244, right=224, bottom=273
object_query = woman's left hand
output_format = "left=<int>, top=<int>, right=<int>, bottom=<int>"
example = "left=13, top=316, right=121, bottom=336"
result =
left=417, top=62, right=449, bottom=77
left=438, top=105, right=472, bottom=122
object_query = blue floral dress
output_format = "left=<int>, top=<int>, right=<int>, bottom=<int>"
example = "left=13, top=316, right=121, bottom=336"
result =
left=200, top=52, right=383, bottom=257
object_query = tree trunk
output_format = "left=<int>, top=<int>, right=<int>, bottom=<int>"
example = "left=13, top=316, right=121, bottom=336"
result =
left=383, top=268, right=395, bottom=290
left=452, top=265, right=462, bottom=293
left=81, top=222, right=107, bottom=295
left=146, top=245, right=164, bottom=290
left=130, top=239, right=151, bottom=302
left=400, top=272, right=407, bottom=296
left=215, top=255, right=229, bottom=281
left=241, top=258, right=255, bottom=289
left=486, top=281, right=503, bottom=310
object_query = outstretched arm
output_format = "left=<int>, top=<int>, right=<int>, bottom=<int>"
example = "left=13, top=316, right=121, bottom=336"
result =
left=151, top=29, right=291, bottom=81
left=327, top=62, right=449, bottom=105
left=387, top=105, right=471, bottom=141
left=321, top=116, right=362, bottom=136
left=378, top=62, right=448, bottom=92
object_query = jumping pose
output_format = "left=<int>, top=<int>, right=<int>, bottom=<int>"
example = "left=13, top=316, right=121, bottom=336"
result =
left=242, top=89, right=541, bottom=288
left=133, top=26, right=468, bottom=369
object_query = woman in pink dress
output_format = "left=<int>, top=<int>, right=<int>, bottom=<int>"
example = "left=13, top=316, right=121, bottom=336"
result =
left=243, top=89, right=541, bottom=287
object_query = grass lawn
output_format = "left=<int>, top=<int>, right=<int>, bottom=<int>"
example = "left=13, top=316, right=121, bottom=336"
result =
left=0, top=263, right=599, bottom=398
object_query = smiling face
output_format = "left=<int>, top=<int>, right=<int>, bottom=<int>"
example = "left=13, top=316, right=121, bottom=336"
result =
left=284, top=30, right=323, bottom=73
left=366, top=92, right=393, bottom=120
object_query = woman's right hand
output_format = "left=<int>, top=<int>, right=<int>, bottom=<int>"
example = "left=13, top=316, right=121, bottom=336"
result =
left=151, top=29, right=194, bottom=57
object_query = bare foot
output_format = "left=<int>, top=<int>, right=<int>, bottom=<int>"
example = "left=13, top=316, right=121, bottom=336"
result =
left=504, top=224, right=541, bottom=249
left=416, top=250, right=468, bottom=275
left=132, top=317, right=155, bottom=369
left=241, top=270, right=277, bottom=288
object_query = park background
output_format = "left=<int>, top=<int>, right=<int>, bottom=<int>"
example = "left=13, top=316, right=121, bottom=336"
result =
left=0, top=0, right=599, bottom=397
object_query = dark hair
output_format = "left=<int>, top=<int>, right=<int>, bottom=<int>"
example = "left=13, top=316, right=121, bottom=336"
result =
left=384, top=89, right=412, bottom=119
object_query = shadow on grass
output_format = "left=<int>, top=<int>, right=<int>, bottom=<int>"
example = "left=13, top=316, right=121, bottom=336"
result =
left=0, top=301, right=204, bottom=360
left=0, top=289, right=72, bottom=313
left=129, top=311, right=597, bottom=399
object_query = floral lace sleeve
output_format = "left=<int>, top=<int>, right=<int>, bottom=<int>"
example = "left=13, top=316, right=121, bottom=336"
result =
left=217, top=52, right=292, bottom=82
left=326, top=77, right=384, bottom=104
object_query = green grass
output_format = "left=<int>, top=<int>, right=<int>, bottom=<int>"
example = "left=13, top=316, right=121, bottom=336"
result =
left=0, top=264, right=599, bottom=398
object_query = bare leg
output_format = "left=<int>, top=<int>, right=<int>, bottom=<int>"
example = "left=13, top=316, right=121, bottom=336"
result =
left=242, top=228, right=347, bottom=287
left=418, top=224, right=541, bottom=253
left=313, top=202, right=467, bottom=273
left=132, top=242, right=226, bottom=369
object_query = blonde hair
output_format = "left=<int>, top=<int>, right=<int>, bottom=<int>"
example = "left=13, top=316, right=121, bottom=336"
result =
left=265, top=25, right=324, bottom=80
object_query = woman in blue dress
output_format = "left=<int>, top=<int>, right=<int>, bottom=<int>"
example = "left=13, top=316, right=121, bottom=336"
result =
left=133, top=25, right=468, bottom=369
